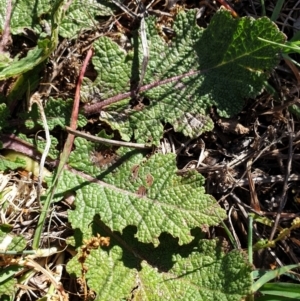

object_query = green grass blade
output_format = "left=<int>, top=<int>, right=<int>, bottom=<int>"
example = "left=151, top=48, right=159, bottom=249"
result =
left=252, top=264, right=300, bottom=292
left=283, top=54, right=300, bottom=67
left=256, top=296, right=300, bottom=301
left=217, top=213, right=239, bottom=249
left=258, top=37, right=299, bottom=54
left=259, top=282, right=300, bottom=298
left=271, top=0, right=285, bottom=21
left=260, top=0, right=266, bottom=16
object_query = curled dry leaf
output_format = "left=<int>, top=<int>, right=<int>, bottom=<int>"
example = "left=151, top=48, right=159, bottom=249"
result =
left=217, top=118, right=250, bottom=135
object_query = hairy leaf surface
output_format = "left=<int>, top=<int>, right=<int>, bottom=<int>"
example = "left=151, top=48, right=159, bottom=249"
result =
left=67, top=232, right=252, bottom=301
left=90, top=9, right=285, bottom=145
left=58, top=138, right=227, bottom=245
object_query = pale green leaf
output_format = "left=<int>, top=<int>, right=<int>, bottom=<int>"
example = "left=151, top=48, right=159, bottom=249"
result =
left=2, top=150, right=52, bottom=179
left=0, top=155, right=26, bottom=171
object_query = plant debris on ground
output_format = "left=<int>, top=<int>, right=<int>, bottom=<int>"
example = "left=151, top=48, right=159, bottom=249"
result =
left=1, top=0, right=300, bottom=300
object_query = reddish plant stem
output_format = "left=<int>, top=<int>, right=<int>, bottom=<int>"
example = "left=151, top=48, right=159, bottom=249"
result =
left=83, top=69, right=201, bottom=116
left=1, top=133, right=42, bottom=159
left=62, top=47, right=93, bottom=161
left=71, top=48, right=94, bottom=129
left=40, top=48, right=94, bottom=222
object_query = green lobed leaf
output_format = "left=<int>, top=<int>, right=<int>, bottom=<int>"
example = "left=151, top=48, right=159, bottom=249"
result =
left=67, top=232, right=252, bottom=301
left=0, top=66, right=43, bottom=106
left=1, top=150, right=52, bottom=179
left=0, top=53, right=12, bottom=69
left=16, top=133, right=59, bottom=160
left=60, top=137, right=227, bottom=245
left=59, top=0, right=114, bottom=38
left=0, top=229, right=25, bottom=300
left=0, top=0, right=52, bottom=34
left=0, top=227, right=26, bottom=253
left=91, top=9, right=285, bottom=145
left=0, top=155, right=26, bottom=171
left=0, top=45, right=47, bottom=80
left=20, top=98, right=87, bottom=131
left=0, top=157, right=25, bottom=171
left=0, top=0, right=65, bottom=80
left=0, top=275, right=16, bottom=301
left=92, top=36, right=133, bottom=100
left=0, top=270, right=16, bottom=290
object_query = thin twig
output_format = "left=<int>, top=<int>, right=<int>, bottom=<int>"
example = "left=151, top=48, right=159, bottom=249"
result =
left=65, top=126, right=152, bottom=149
left=228, top=206, right=241, bottom=249
left=246, top=159, right=261, bottom=212
left=269, top=119, right=294, bottom=241
left=282, top=0, right=300, bottom=31
left=111, top=0, right=139, bottom=19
